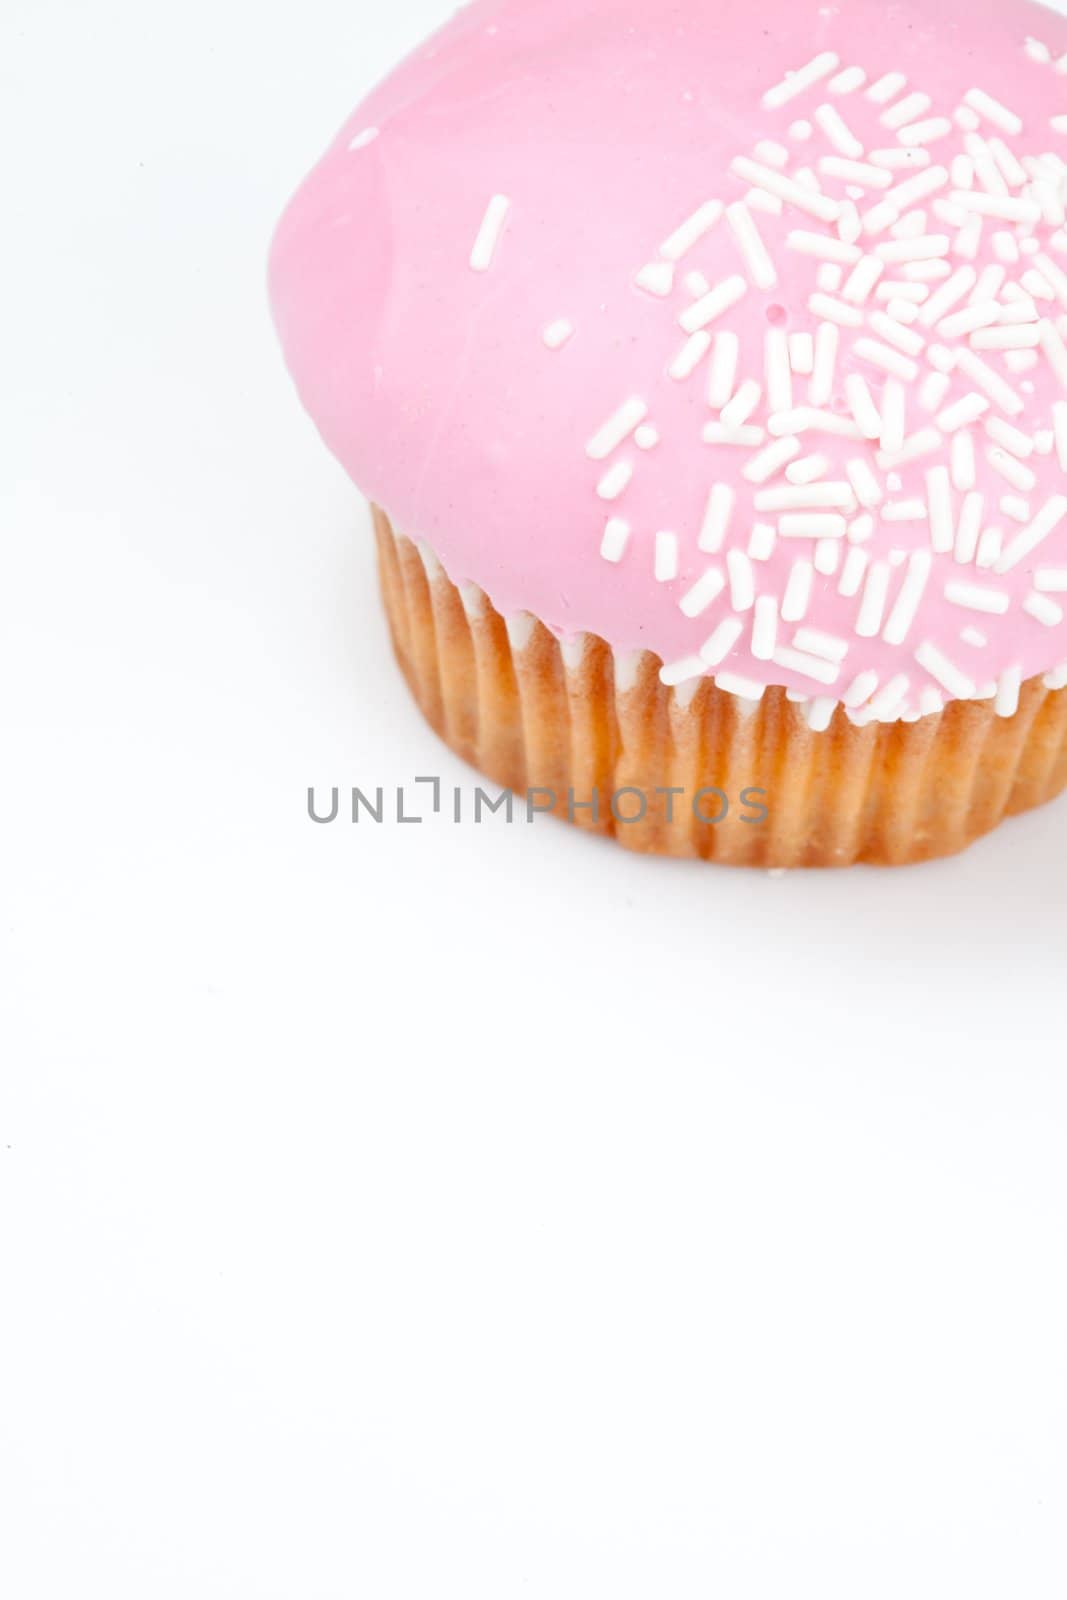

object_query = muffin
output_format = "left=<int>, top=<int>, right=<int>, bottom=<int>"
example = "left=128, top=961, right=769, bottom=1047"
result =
left=269, top=0, right=1067, bottom=866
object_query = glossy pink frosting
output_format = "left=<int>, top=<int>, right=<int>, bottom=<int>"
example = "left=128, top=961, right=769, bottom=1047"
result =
left=270, top=0, right=1067, bottom=718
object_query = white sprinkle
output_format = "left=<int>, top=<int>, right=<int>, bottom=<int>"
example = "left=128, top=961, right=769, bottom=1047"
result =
left=868, top=310, right=926, bottom=354
left=855, top=338, right=919, bottom=380
left=856, top=561, right=892, bottom=636
left=915, top=640, right=977, bottom=698
left=703, top=423, right=766, bottom=447
left=596, top=461, right=633, bottom=501
left=542, top=318, right=574, bottom=350
left=882, top=498, right=929, bottom=522
left=600, top=517, right=631, bottom=562
left=764, top=328, right=793, bottom=412
left=470, top=194, right=511, bottom=272
left=680, top=565, right=727, bottom=617
left=918, top=370, right=951, bottom=412
left=730, top=157, right=841, bottom=222
left=987, top=446, right=1036, bottom=493
left=809, top=322, right=839, bottom=406
left=586, top=396, right=649, bottom=460
left=838, top=199, right=863, bottom=243
left=842, top=254, right=885, bottom=304
left=754, top=140, right=790, bottom=169
left=882, top=549, right=933, bottom=645
left=843, top=373, right=882, bottom=438
left=944, top=579, right=1010, bottom=613
left=788, top=333, right=815, bottom=375
left=870, top=146, right=932, bottom=171
left=786, top=452, right=830, bottom=484
left=815, top=537, right=841, bottom=575
left=1001, top=496, right=1031, bottom=524
left=1039, top=320, right=1067, bottom=392
left=1036, top=568, right=1067, bottom=593
left=756, top=482, right=854, bottom=511
left=669, top=331, right=713, bottom=381
left=953, top=490, right=984, bottom=562
left=996, top=495, right=1067, bottom=572
left=725, top=201, right=778, bottom=290
left=955, top=348, right=1025, bottom=415
left=949, top=190, right=1041, bottom=223
left=1025, top=37, right=1052, bottom=65
left=960, top=626, right=988, bottom=648
left=876, top=234, right=951, bottom=263
left=881, top=91, right=932, bottom=132
left=793, top=626, right=850, bottom=663
left=816, top=262, right=844, bottom=293
left=880, top=378, right=906, bottom=454
left=971, top=324, right=1042, bottom=350
left=849, top=515, right=874, bottom=544
left=778, top=513, right=847, bottom=539
left=951, top=430, right=977, bottom=493
left=867, top=72, right=908, bottom=106
left=635, top=261, right=675, bottom=297
left=699, top=617, right=745, bottom=667
left=707, top=332, right=740, bottom=409
left=659, top=200, right=724, bottom=261
left=814, top=101, right=864, bottom=157
left=897, top=117, right=953, bottom=146
left=995, top=666, right=1022, bottom=718
left=715, top=671, right=767, bottom=700
left=903, top=259, right=953, bottom=281
left=846, top=457, right=883, bottom=508
left=1023, top=593, right=1064, bottom=626
left=839, top=547, right=870, bottom=597
left=679, top=274, right=748, bottom=333
left=869, top=673, right=912, bottom=718
left=729, top=544, right=755, bottom=604
left=788, top=120, right=814, bottom=142
left=976, top=526, right=1003, bottom=569
left=635, top=424, right=660, bottom=451
left=685, top=270, right=712, bottom=298
left=700, top=483, right=735, bottom=553
left=749, top=522, right=778, bottom=561
left=654, top=531, right=679, bottom=583
left=1054, top=401, right=1067, bottom=468
left=751, top=595, right=779, bottom=659
left=924, top=463, right=951, bottom=556
left=937, top=391, right=988, bottom=431
left=938, top=301, right=999, bottom=338
left=660, top=655, right=707, bottom=688
left=821, top=156, right=893, bottom=189
left=878, top=427, right=943, bottom=468
left=878, top=280, right=931, bottom=302
left=349, top=126, right=379, bottom=151
left=992, top=230, right=1020, bottom=265
left=763, top=52, right=840, bottom=110
left=773, top=645, right=841, bottom=685
left=844, top=668, right=880, bottom=706
left=781, top=559, right=815, bottom=622
left=830, top=65, right=867, bottom=95
left=720, top=378, right=762, bottom=429
left=808, top=292, right=865, bottom=326
left=963, top=87, right=1023, bottom=136
left=786, top=230, right=861, bottom=264
left=743, top=435, right=802, bottom=483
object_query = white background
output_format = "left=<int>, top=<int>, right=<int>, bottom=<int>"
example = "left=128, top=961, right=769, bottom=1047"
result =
left=2, top=1, right=1067, bottom=1594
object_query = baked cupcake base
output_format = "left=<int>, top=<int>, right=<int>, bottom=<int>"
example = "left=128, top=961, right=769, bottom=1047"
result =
left=373, top=508, right=1067, bottom=867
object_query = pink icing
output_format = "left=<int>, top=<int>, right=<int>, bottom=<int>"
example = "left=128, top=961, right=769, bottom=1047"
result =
left=269, top=0, right=1067, bottom=719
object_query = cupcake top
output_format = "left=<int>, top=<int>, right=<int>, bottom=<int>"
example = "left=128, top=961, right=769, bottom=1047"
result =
left=269, top=0, right=1067, bottom=724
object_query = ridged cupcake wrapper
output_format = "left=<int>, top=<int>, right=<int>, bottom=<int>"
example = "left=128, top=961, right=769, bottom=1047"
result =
left=372, top=508, right=1067, bottom=867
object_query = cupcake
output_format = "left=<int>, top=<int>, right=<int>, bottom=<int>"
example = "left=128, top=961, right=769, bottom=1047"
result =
left=269, top=0, right=1067, bottom=866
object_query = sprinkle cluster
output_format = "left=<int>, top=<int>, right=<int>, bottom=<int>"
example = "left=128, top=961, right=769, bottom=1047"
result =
left=548, top=40, right=1067, bottom=725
